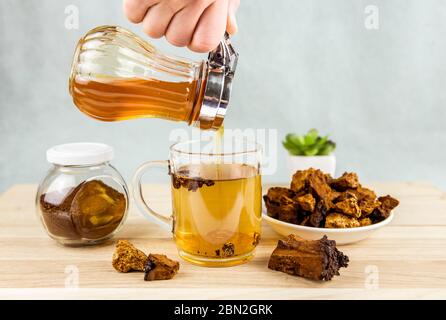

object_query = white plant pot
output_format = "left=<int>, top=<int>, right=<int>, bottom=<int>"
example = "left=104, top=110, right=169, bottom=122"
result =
left=286, top=154, right=336, bottom=176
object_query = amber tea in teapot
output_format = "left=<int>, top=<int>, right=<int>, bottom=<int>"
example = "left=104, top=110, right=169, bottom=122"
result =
left=69, top=26, right=238, bottom=130
left=71, top=78, right=204, bottom=123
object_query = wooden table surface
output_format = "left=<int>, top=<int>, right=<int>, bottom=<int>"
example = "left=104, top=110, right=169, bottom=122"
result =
left=0, top=182, right=445, bottom=300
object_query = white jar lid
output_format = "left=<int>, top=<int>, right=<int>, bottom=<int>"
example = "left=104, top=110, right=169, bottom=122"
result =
left=46, top=143, right=114, bottom=166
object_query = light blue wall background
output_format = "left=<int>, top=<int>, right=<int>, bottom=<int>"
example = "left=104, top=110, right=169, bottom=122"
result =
left=1, top=0, right=445, bottom=192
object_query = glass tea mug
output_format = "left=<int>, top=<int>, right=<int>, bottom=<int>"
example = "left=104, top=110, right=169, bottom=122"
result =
left=132, top=138, right=262, bottom=267
left=69, top=25, right=238, bottom=130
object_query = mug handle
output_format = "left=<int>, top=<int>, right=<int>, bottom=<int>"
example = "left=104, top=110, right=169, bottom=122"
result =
left=132, top=160, right=172, bottom=231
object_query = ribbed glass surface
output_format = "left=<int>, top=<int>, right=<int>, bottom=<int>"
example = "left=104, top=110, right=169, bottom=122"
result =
left=71, top=25, right=200, bottom=81
left=69, top=26, right=205, bottom=122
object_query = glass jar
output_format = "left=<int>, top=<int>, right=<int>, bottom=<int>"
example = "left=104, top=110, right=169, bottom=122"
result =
left=36, top=143, right=129, bottom=246
left=69, top=25, right=238, bottom=130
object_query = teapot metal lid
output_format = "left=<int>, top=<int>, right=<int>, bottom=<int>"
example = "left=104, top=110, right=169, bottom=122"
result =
left=194, top=33, right=238, bottom=130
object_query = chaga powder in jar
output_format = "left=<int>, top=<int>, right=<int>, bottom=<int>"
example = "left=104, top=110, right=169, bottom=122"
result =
left=36, top=143, right=129, bottom=246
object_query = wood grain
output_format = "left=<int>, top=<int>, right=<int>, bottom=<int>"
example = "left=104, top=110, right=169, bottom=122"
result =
left=0, top=182, right=445, bottom=299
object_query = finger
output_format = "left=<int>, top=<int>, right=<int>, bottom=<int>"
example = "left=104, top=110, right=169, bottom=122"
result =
left=123, top=0, right=159, bottom=23
left=226, top=0, right=240, bottom=34
left=142, top=1, right=184, bottom=39
left=189, top=0, right=228, bottom=53
left=165, top=2, right=210, bottom=47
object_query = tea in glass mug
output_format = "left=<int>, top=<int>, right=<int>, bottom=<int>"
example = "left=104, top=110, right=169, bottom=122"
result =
left=132, top=138, right=262, bottom=267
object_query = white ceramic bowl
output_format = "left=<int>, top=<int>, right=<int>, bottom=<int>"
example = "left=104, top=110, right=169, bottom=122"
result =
left=263, top=209, right=394, bottom=245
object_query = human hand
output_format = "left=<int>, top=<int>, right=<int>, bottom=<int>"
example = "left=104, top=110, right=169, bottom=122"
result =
left=123, top=0, right=240, bottom=52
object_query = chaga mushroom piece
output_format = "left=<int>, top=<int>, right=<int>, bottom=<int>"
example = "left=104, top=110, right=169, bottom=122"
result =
left=333, top=197, right=361, bottom=218
left=370, top=195, right=400, bottom=222
left=295, top=193, right=315, bottom=212
left=265, top=168, right=400, bottom=228
left=379, top=195, right=400, bottom=211
left=112, top=240, right=148, bottom=273
left=171, top=172, right=215, bottom=192
left=351, top=186, right=377, bottom=202
left=329, top=190, right=342, bottom=203
left=263, top=187, right=299, bottom=224
left=359, top=199, right=381, bottom=216
left=290, top=168, right=333, bottom=205
left=290, top=169, right=312, bottom=193
left=265, top=187, right=296, bottom=201
left=144, top=254, right=180, bottom=281
left=307, top=199, right=329, bottom=227
left=335, top=189, right=379, bottom=217
left=330, top=172, right=360, bottom=191
left=325, top=213, right=360, bottom=228
left=306, top=169, right=333, bottom=205
left=333, top=190, right=357, bottom=203
left=359, top=217, right=372, bottom=226
left=268, top=235, right=349, bottom=281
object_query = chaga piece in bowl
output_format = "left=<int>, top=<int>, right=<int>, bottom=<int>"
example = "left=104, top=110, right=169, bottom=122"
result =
left=306, top=169, right=333, bottom=205
left=291, top=168, right=333, bottom=206
left=369, top=195, right=400, bottom=222
left=263, top=187, right=299, bottom=224
left=330, top=172, right=360, bottom=191
left=325, top=213, right=360, bottom=228
left=295, top=193, right=315, bottom=212
left=333, top=197, right=361, bottom=218
left=263, top=168, right=400, bottom=244
left=268, top=235, right=349, bottom=281
left=264, top=168, right=399, bottom=228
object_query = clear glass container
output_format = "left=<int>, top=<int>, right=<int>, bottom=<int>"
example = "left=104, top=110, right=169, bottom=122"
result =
left=36, top=143, right=129, bottom=246
left=132, top=138, right=262, bottom=267
left=69, top=25, right=238, bottom=130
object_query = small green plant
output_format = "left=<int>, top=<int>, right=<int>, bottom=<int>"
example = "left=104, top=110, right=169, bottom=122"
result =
left=283, top=129, right=336, bottom=156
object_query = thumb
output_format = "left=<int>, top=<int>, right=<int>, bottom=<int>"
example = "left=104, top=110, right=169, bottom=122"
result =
left=226, top=0, right=240, bottom=35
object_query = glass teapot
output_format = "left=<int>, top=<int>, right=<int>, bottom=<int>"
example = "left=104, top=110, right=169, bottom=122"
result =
left=69, top=25, right=238, bottom=130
